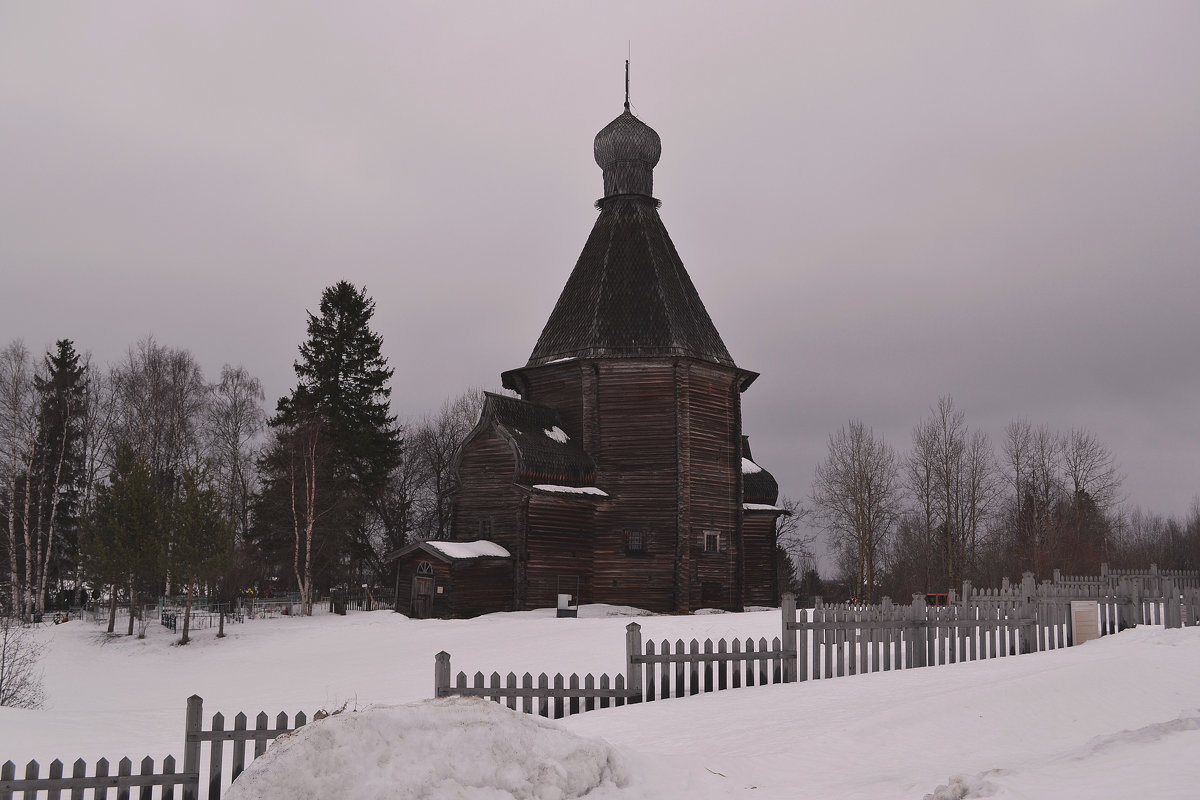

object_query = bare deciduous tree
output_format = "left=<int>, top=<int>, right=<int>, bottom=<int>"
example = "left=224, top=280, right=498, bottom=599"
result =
left=0, top=341, right=41, bottom=619
left=0, top=614, right=44, bottom=708
left=1061, top=427, right=1123, bottom=514
left=904, top=397, right=997, bottom=589
left=110, top=337, right=209, bottom=485
left=811, top=420, right=900, bottom=604
left=411, top=388, right=485, bottom=541
left=206, top=365, right=266, bottom=540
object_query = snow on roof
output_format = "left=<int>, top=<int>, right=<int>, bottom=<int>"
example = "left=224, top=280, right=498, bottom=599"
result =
left=533, top=484, right=609, bottom=497
left=741, top=457, right=762, bottom=475
left=743, top=502, right=783, bottom=512
left=423, top=540, right=510, bottom=560
left=543, top=426, right=570, bottom=444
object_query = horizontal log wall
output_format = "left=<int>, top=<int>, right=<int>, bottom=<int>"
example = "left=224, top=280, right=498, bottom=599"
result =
left=447, top=560, right=515, bottom=618
left=592, top=361, right=679, bottom=611
left=525, top=496, right=596, bottom=609
left=679, top=362, right=740, bottom=610
left=451, top=430, right=524, bottom=554
left=742, top=513, right=778, bottom=607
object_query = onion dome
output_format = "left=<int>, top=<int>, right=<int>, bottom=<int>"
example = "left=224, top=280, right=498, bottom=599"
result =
left=593, top=110, right=661, bottom=198
left=514, top=101, right=736, bottom=369
left=741, top=437, right=781, bottom=506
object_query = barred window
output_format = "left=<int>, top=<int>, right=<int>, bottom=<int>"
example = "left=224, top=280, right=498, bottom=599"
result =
left=626, top=530, right=646, bottom=554
left=479, top=517, right=493, bottom=538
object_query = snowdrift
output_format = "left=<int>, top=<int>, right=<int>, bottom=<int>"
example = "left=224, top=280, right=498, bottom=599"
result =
left=224, top=697, right=632, bottom=800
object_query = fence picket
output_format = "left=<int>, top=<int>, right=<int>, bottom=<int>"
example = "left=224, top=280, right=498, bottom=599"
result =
left=553, top=674, right=564, bottom=719
left=254, top=713, right=269, bottom=759
left=70, top=758, right=86, bottom=800
left=231, top=713, right=247, bottom=782
left=207, top=714, right=223, bottom=800
left=537, top=673, right=549, bottom=718
left=689, top=639, right=701, bottom=695
left=659, top=640, right=670, bottom=701
left=164, top=755, right=178, bottom=800
left=138, top=756, right=156, bottom=800
left=731, top=638, right=742, bottom=688
left=675, top=639, right=686, bottom=698
left=506, top=673, right=518, bottom=711
left=645, top=641, right=657, bottom=701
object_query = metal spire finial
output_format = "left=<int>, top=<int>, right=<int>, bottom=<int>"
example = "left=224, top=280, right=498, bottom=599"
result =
left=624, top=58, right=630, bottom=112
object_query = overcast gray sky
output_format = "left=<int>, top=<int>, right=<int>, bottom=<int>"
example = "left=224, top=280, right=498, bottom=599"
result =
left=4, top=2, right=1199, bottom=570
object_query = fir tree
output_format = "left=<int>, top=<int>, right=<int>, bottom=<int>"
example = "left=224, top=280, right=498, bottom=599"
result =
left=275, top=281, right=401, bottom=493
left=256, top=282, right=401, bottom=611
left=80, top=445, right=163, bottom=635
left=31, top=339, right=88, bottom=610
left=168, top=470, right=233, bottom=644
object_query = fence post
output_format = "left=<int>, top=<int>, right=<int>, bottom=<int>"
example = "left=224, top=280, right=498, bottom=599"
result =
left=182, top=695, right=202, bottom=800
left=1021, top=572, right=1036, bottom=601
left=625, top=623, right=643, bottom=703
left=961, top=581, right=972, bottom=605
left=910, top=594, right=927, bottom=668
left=1163, top=579, right=1180, bottom=629
left=434, top=652, right=451, bottom=698
left=1126, top=580, right=1141, bottom=629
left=781, top=593, right=797, bottom=683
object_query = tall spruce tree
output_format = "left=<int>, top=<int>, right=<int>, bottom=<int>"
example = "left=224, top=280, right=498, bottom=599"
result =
left=275, top=282, right=401, bottom=493
left=31, top=340, right=88, bottom=611
left=258, top=282, right=401, bottom=610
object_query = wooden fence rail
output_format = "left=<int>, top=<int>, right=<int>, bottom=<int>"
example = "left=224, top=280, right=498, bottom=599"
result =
left=435, top=610, right=794, bottom=718
left=436, top=569, right=1200, bottom=719
left=0, top=696, right=305, bottom=800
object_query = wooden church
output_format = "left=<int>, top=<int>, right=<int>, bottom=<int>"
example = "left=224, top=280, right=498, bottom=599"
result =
left=390, top=88, right=786, bottom=617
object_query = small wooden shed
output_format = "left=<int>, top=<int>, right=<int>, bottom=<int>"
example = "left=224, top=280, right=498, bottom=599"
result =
left=387, top=540, right=514, bottom=619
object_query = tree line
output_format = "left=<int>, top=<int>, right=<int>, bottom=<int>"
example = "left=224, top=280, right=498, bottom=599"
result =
left=808, top=396, right=1199, bottom=604
left=0, top=281, right=485, bottom=635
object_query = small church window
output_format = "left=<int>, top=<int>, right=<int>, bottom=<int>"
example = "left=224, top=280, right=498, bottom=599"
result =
left=703, top=530, right=721, bottom=553
left=416, top=560, right=434, bottom=575
left=626, top=530, right=646, bottom=554
left=479, top=517, right=493, bottom=538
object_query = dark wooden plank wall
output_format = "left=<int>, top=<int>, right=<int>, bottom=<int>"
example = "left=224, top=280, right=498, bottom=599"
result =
left=525, top=496, right=597, bottom=609
left=681, top=362, right=741, bottom=610
left=451, top=429, right=524, bottom=555
left=592, top=360, right=679, bottom=611
left=742, top=513, right=779, bottom=607
left=448, top=560, right=516, bottom=617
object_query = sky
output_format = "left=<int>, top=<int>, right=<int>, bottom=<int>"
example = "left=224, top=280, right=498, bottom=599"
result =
left=3, top=2, right=1199, bottom=569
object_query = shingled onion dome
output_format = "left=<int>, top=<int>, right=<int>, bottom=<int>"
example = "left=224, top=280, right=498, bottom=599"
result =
left=594, top=109, right=662, bottom=199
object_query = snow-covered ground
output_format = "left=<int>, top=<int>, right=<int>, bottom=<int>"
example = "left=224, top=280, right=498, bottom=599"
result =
left=3, top=606, right=1198, bottom=799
